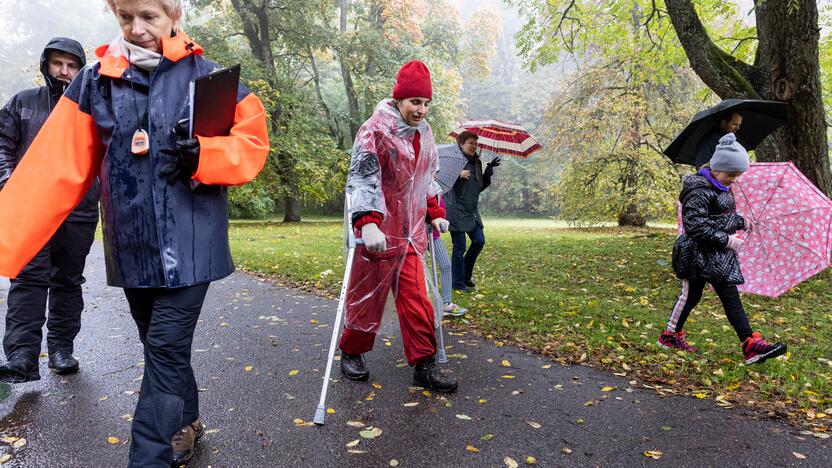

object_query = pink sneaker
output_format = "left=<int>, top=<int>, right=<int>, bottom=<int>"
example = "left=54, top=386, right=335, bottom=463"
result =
left=742, top=332, right=786, bottom=365
left=657, top=329, right=698, bottom=353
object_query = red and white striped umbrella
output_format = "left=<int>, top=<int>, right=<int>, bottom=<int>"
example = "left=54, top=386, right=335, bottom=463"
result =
left=449, top=119, right=541, bottom=158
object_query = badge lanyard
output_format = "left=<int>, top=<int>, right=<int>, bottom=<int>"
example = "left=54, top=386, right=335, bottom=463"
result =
left=126, top=49, right=162, bottom=156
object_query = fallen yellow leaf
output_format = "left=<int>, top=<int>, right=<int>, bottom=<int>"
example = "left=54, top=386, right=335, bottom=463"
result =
left=0, top=454, right=10, bottom=464
left=501, top=360, right=511, bottom=367
left=601, top=386, right=615, bottom=392
left=107, top=437, right=120, bottom=445
left=525, top=456, right=537, bottom=465
left=466, top=445, right=480, bottom=453
left=643, top=450, right=663, bottom=460
left=372, top=383, right=383, bottom=389
left=326, top=408, right=335, bottom=414
left=692, top=392, right=708, bottom=399
left=526, top=420, right=542, bottom=429
left=99, top=395, right=109, bottom=401
left=478, top=399, right=487, bottom=404
left=504, top=456, right=519, bottom=468
left=501, top=375, right=515, bottom=379
left=289, top=370, right=299, bottom=376
left=244, top=365, right=253, bottom=372
left=346, top=439, right=360, bottom=448
left=542, top=364, right=552, bottom=369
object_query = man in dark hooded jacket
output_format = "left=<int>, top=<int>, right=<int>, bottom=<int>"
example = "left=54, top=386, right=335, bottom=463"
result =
left=0, top=37, right=100, bottom=383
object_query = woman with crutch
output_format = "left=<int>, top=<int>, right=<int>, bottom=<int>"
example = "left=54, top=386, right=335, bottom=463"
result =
left=337, top=60, right=458, bottom=393
left=0, top=0, right=269, bottom=465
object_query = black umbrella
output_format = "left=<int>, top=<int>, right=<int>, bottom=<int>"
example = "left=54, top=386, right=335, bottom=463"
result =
left=663, top=99, right=789, bottom=166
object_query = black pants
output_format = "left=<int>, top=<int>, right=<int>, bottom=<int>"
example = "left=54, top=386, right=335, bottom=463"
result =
left=666, top=277, right=753, bottom=341
left=450, top=225, right=485, bottom=288
left=124, top=283, right=209, bottom=467
left=3, top=221, right=97, bottom=365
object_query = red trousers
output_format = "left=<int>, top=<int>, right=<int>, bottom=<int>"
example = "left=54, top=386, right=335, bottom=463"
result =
left=339, top=249, right=437, bottom=365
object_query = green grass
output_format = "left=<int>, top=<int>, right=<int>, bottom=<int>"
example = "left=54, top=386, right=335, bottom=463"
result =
left=229, top=219, right=832, bottom=431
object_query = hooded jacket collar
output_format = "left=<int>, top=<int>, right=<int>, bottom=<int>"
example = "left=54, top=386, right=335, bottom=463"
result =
left=375, top=99, right=429, bottom=138
left=95, top=30, right=203, bottom=79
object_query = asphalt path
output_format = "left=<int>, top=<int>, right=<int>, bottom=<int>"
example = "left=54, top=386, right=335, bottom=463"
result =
left=0, top=243, right=828, bottom=467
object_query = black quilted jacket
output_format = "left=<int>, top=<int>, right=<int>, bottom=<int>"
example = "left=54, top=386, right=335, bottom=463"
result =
left=672, top=173, right=746, bottom=285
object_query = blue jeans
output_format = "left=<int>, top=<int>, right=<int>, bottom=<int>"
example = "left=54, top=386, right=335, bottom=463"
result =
left=450, top=225, right=485, bottom=289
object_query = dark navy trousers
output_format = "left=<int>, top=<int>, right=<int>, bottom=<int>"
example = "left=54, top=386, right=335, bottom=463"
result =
left=124, top=283, right=208, bottom=467
left=3, top=221, right=97, bottom=366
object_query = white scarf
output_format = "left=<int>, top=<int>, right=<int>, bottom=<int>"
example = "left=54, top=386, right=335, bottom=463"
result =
left=115, top=36, right=163, bottom=71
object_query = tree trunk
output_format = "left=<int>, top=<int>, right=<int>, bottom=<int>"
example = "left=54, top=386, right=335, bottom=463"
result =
left=283, top=197, right=302, bottom=223
left=618, top=205, right=646, bottom=227
left=338, top=0, right=361, bottom=142
left=754, top=0, right=831, bottom=192
left=665, top=0, right=832, bottom=194
left=308, top=44, right=341, bottom=145
left=231, top=0, right=303, bottom=222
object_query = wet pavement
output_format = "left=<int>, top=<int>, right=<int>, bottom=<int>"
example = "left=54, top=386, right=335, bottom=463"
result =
left=0, top=243, right=829, bottom=467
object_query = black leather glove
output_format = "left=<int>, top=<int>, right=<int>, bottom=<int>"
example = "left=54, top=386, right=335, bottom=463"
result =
left=488, top=156, right=501, bottom=168
left=159, top=119, right=200, bottom=184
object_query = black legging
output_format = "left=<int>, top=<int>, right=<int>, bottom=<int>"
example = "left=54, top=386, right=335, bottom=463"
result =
left=666, top=277, right=753, bottom=341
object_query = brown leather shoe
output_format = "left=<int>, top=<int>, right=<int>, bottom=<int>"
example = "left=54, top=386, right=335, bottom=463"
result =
left=171, top=418, right=205, bottom=466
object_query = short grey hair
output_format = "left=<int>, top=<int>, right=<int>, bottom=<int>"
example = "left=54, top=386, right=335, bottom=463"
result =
left=105, top=0, right=183, bottom=23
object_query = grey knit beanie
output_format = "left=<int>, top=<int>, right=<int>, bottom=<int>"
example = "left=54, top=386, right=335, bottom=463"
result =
left=709, top=133, right=749, bottom=172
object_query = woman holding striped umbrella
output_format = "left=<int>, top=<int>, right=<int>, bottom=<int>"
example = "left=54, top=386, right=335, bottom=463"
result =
left=443, top=131, right=500, bottom=291
left=442, top=120, right=540, bottom=292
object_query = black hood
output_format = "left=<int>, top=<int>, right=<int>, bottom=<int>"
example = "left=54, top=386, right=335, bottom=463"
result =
left=40, top=37, right=86, bottom=96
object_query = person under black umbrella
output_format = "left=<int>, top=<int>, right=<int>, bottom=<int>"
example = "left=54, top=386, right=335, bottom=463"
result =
left=664, top=99, right=788, bottom=167
left=692, top=110, right=742, bottom=168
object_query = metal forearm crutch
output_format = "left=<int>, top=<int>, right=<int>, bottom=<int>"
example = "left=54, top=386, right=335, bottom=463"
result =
left=426, top=225, right=448, bottom=364
left=314, top=199, right=362, bottom=426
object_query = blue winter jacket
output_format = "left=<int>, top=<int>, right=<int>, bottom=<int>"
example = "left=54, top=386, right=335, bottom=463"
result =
left=0, top=32, right=270, bottom=288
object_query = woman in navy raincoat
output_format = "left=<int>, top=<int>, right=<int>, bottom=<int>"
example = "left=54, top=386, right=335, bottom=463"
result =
left=0, top=0, right=269, bottom=465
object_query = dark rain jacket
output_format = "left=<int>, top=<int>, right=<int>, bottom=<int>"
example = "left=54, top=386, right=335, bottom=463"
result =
left=0, top=32, right=269, bottom=288
left=672, top=172, right=746, bottom=285
left=693, top=129, right=724, bottom=169
left=444, top=145, right=493, bottom=232
left=0, top=37, right=100, bottom=222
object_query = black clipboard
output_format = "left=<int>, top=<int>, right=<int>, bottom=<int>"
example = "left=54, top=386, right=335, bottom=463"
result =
left=188, top=64, right=241, bottom=138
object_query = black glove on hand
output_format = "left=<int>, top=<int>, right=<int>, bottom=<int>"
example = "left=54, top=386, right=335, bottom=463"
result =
left=159, top=119, right=200, bottom=184
left=488, top=156, right=502, bottom=167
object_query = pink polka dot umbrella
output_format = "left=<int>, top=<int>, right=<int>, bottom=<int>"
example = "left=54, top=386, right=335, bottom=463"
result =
left=733, top=162, right=832, bottom=297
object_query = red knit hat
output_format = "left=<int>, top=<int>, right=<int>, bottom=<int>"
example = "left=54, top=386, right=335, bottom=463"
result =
left=392, top=60, right=432, bottom=100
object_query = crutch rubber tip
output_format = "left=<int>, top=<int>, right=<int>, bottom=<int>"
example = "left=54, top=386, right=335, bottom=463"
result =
left=313, top=406, right=327, bottom=425
left=437, top=350, right=448, bottom=364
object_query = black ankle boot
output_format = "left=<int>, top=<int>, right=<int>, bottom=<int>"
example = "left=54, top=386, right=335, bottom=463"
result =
left=413, top=357, right=458, bottom=393
left=340, top=353, right=369, bottom=381
left=48, top=350, right=80, bottom=375
left=0, top=358, right=40, bottom=383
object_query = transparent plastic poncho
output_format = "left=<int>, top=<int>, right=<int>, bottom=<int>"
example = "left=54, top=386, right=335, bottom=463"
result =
left=343, top=99, right=442, bottom=333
